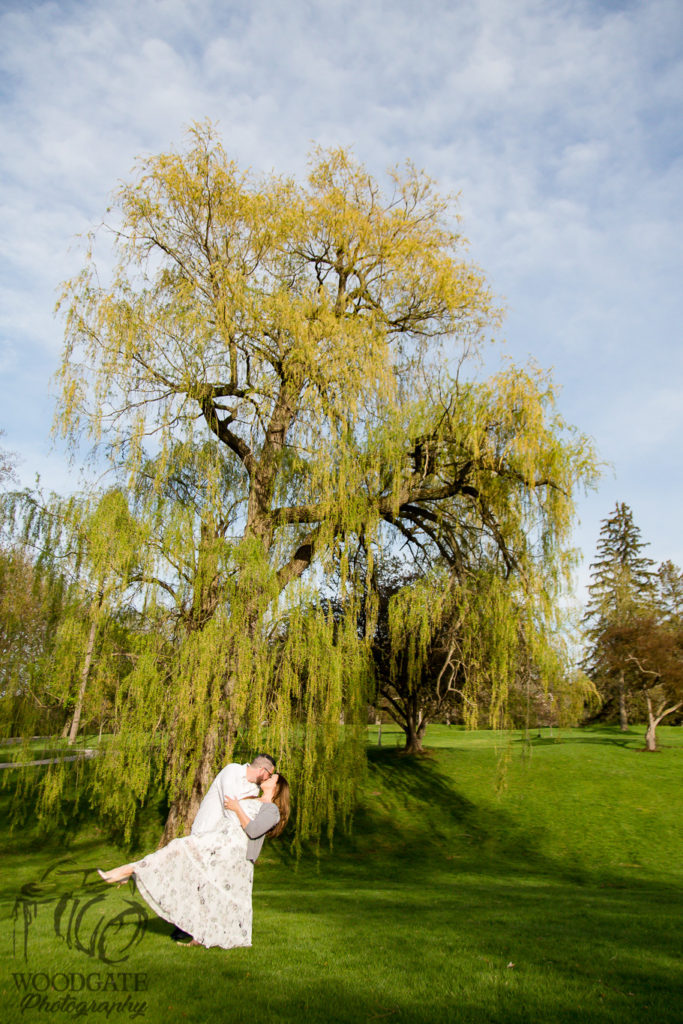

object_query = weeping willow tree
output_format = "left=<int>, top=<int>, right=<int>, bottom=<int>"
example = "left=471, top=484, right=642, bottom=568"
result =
left=376, top=564, right=598, bottom=753
left=0, top=488, right=142, bottom=749
left=51, top=123, right=598, bottom=846
left=0, top=543, right=70, bottom=739
left=370, top=376, right=601, bottom=755
left=378, top=568, right=531, bottom=751
left=58, top=490, right=143, bottom=746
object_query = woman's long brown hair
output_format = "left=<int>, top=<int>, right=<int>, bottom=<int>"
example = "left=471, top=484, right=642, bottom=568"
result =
left=269, top=774, right=290, bottom=838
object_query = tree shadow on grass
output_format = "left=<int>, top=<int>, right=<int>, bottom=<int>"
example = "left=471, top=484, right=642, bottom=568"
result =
left=555, top=732, right=643, bottom=749
left=0, top=778, right=169, bottom=863
left=269, top=740, right=682, bottom=912
left=111, top=869, right=682, bottom=1024
left=272, top=747, right=583, bottom=887
left=4, top=872, right=679, bottom=1024
left=242, top=868, right=682, bottom=1024
left=2, top=743, right=681, bottom=1024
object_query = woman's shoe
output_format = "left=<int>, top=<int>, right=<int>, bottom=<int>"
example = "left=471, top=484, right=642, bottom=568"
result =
left=97, top=868, right=128, bottom=885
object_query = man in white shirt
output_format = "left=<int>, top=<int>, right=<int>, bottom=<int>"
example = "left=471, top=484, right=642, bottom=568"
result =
left=170, top=753, right=277, bottom=943
left=190, top=754, right=276, bottom=835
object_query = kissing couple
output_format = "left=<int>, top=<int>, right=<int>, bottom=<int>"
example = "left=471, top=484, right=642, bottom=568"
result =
left=99, top=754, right=290, bottom=949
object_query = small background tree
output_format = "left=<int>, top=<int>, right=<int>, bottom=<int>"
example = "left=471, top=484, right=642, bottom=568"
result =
left=600, top=613, right=683, bottom=750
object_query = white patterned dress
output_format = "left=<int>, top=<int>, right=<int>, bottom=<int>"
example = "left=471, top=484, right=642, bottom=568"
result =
left=133, top=800, right=263, bottom=949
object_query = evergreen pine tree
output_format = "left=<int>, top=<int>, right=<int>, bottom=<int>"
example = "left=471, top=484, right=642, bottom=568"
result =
left=656, top=560, right=683, bottom=623
left=582, top=502, right=655, bottom=729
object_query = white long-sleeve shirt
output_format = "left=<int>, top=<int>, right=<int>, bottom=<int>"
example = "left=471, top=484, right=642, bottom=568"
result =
left=190, top=762, right=259, bottom=835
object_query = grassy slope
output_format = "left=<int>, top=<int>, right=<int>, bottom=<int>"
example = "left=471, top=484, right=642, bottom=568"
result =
left=1, top=725, right=681, bottom=1024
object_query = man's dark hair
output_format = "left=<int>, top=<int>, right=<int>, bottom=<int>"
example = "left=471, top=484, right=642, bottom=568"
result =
left=251, top=753, right=276, bottom=771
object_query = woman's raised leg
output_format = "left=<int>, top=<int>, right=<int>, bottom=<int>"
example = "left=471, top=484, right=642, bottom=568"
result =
left=97, top=862, right=137, bottom=884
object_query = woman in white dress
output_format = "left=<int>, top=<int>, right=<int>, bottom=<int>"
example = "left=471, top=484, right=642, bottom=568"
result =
left=97, top=773, right=290, bottom=949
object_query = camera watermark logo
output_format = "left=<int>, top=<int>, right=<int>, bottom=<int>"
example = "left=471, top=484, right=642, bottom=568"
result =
left=12, top=858, right=148, bottom=965
left=11, top=971, right=148, bottom=1019
left=9, top=860, right=152, bottom=1018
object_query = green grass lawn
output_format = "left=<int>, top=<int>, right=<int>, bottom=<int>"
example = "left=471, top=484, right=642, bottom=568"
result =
left=1, top=725, right=681, bottom=1023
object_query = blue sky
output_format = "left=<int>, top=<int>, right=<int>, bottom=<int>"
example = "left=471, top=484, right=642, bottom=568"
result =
left=1, top=0, right=682, bottom=598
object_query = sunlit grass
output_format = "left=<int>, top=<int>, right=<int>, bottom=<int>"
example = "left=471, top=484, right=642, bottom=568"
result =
left=1, top=725, right=681, bottom=1023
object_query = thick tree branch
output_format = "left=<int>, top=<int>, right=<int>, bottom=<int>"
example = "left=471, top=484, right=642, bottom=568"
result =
left=200, top=398, right=253, bottom=472
left=276, top=533, right=317, bottom=589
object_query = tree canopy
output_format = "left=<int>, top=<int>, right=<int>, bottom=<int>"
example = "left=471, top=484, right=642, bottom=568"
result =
left=24, top=124, right=601, bottom=846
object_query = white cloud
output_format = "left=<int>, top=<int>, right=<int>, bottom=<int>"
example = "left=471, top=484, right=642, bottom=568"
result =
left=1, top=0, right=682, bottom=592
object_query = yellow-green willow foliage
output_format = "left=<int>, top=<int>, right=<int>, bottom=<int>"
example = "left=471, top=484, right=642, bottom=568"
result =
left=2, top=491, right=140, bottom=703
left=50, top=124, right=598, bottom=845
left=383, top=563, right=594, bottom=751
left=0, top=545, right=67, bottom=738
left=550, top=670, right=602, bottom=728
left=84, top=526, right=374, bottom=848
left=0, top=487, right=144, bottom=828
left=384, top=569, right=534, bottom=748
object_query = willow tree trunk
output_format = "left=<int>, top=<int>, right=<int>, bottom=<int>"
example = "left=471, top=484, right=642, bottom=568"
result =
left=404, top=716, right=427, bottom=754
left=159, top=659, right=242, bottom=846
left=159, top=722, right=222, bottom=847
left=67, top=615, right=98, bottom=746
